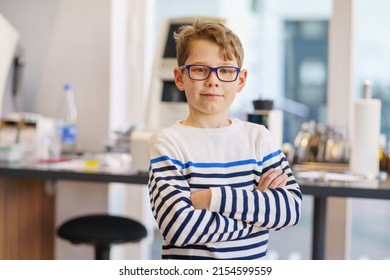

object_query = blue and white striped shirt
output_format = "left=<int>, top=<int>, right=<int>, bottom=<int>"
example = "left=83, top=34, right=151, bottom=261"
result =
left=148, top=118, right=302, bottom=260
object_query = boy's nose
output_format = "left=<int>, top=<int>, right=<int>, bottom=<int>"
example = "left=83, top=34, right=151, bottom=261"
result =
left=206, top=71, right=220, bottom=87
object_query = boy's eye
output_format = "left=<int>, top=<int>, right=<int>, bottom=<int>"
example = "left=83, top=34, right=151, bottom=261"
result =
left=219, top=67, right=232, bottom=74
left=192, top=66, right=207, bottom=73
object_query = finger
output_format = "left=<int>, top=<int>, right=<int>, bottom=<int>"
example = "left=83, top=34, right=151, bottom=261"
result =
left=258, top=169, right=277, bottom=190
left=258, top=169, right=284, bottom=191
left=261, top=169, right=283, bottom=186
left=268, top=173, right=288, bottom=189
left=258, top=168, right=279, bottom=185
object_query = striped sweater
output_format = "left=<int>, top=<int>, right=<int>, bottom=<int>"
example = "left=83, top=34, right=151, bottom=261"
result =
left=148, top=118, right=302, bottom=260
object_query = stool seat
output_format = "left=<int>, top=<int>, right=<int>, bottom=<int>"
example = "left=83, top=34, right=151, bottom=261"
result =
left=57, top=214, right=147, bottom=260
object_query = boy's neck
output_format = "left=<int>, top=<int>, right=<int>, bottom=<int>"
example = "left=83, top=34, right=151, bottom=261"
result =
left=181, top=115, right=232, bottom=128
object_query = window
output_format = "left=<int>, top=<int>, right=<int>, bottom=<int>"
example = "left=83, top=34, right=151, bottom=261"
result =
left=283, top=20, right=328, bottom=143
left=349, top=0, right=390, bottom=259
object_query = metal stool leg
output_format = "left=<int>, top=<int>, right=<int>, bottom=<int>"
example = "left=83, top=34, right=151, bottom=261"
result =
left=95, top=244, right=111, bottom=260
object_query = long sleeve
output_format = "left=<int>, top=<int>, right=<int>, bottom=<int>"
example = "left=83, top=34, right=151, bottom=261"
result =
left=209, top=149, right=302, bottom=230
left=148, top=140, right=255, bottom=247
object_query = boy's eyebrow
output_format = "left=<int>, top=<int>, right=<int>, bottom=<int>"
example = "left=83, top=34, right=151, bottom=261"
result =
left=186, top=61, right=237, bottom=66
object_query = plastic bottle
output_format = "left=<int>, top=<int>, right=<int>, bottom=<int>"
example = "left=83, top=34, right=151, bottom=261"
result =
left=58, top=84, right=78, bottom=154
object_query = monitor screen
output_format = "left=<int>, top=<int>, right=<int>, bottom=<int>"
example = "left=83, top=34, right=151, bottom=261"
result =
left=162, top=18, right=225, bottom=59
left=163, top=23, right=194, bottom=59
left=161, top=81, right=187, bottom=102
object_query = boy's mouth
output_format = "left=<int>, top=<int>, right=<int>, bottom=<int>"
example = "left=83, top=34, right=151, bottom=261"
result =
left=201, top=93, right=222, bottom=97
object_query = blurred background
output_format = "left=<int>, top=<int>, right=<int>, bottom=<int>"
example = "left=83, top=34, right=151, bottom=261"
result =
left=0, top=0, right=389, bottom=260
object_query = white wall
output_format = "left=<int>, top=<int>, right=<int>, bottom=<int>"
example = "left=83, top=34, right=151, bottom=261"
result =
left=0, top=0, right=110, bottom=152
left=0, top=0, right=113, bottom=260
left=0, top=0, right=61, bottom=115
left=110, top=0, right=153, bottom=131
left=108, top=0, right=155, bottom=260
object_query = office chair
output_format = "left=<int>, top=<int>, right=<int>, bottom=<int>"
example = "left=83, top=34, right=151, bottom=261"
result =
left=57, top=214, right=147, bottom=260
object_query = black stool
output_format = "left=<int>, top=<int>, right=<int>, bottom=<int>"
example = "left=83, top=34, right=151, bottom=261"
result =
left=57, top=214, right=147, bottom=260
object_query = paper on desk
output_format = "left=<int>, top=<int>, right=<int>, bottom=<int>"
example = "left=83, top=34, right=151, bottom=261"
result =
left=45, top=153, right=132, bottom=173
left=295, top=171, right=366, bottom=182
left=44, top=159, right=86, bottom=170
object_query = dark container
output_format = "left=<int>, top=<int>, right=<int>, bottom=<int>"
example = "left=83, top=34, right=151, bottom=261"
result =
left=252, top=99, right=274, bottom=110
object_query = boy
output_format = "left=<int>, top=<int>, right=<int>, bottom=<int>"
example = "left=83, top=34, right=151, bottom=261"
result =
left=148, top=20, right=302, bottom=260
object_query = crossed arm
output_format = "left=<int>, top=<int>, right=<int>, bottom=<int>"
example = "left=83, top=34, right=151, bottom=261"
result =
left=191, top=168, right=288, bottom=210
left=149, top=137, right=301, bottom=246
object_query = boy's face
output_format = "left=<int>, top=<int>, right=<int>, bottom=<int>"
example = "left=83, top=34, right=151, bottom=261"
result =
left=173, top=39, right=247, bottom=120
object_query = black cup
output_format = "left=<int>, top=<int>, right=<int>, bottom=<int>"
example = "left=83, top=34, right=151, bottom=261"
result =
left=252, top=99, right=274, bottom=110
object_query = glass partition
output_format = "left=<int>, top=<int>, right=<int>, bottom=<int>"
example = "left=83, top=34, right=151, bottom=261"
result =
left=350, top=0, right=390, bottom=260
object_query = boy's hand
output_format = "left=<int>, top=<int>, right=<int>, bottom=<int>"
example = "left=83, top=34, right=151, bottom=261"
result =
left=190, top=169, right=288, bottom=209
left=257, top=168, right=288, bottom=192
left=190, top=189, right=211, bottom=210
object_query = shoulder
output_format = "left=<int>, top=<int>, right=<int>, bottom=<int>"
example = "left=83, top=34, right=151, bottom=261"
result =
left=233, top=118, right=280, bottom=153
left=148, top=121, right=197, bottom=149
left=233, top=118, right=272, bottom=138
left=148, top=123, right=181, bottom=145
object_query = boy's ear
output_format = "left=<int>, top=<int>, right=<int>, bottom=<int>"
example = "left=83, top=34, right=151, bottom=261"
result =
left=236, top=69, right=248, bottom=93
left=174, top=67, right=185, bottom=91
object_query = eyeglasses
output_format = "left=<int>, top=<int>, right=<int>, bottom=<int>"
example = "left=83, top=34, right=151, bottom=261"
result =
left=179, top=64, right=241, bottom=82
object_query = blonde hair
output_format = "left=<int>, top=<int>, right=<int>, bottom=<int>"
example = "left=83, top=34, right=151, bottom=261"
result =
left=173, top=20, right=244, bottom=68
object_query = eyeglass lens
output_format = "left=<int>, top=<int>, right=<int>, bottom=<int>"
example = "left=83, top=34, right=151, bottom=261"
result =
left=188, top=65, right=238, bottom=81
